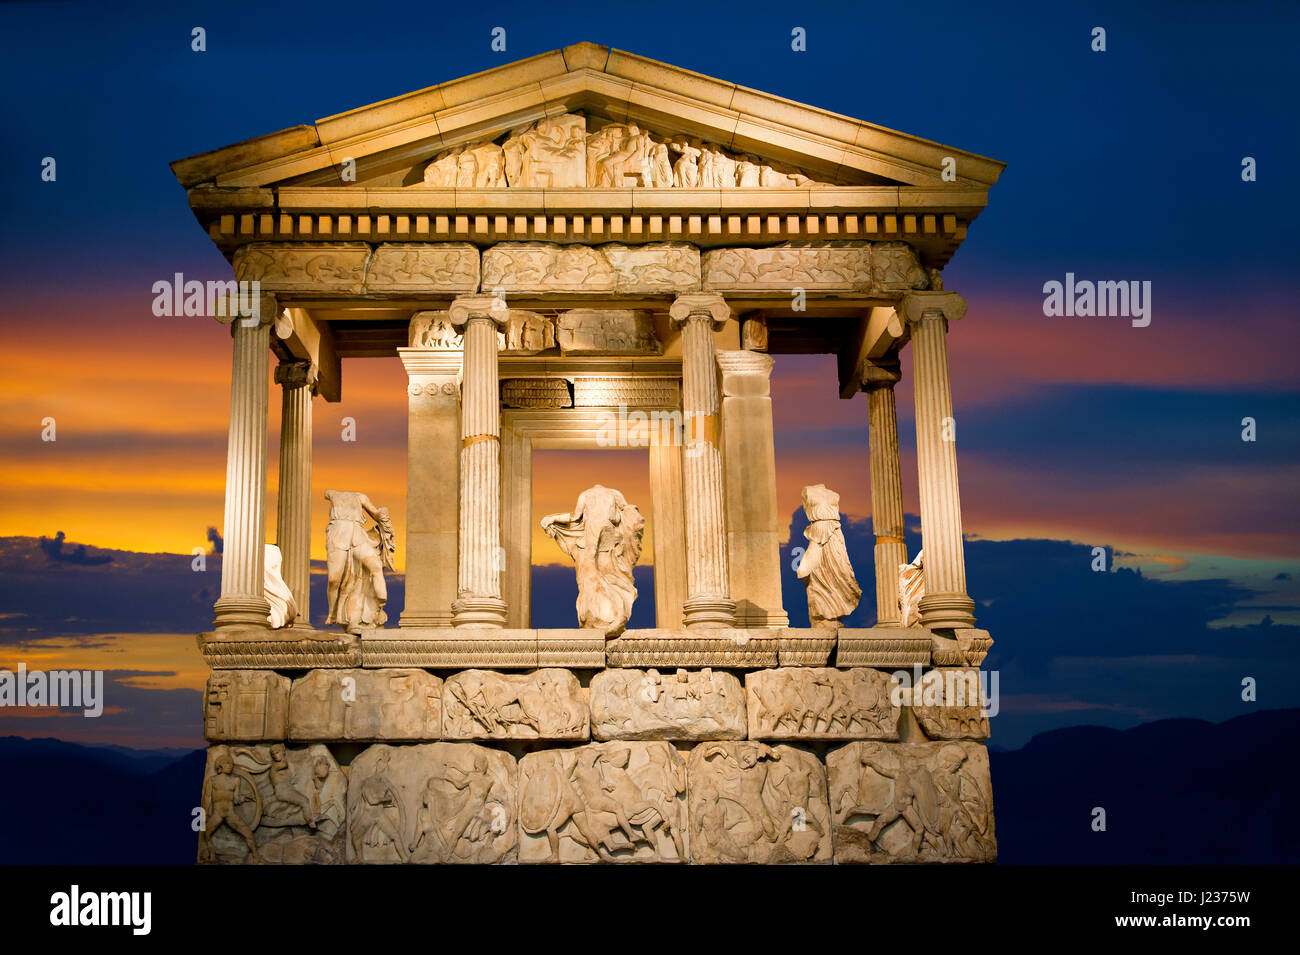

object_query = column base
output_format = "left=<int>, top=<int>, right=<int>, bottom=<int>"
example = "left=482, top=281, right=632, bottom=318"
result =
left=733, top=607, right=790, bottom=628
left=682, top=595, right=737, bottom=629
left=918, top=592, right=977, bottom=630
left=451, top=595, right=509, bottom=629
left=399, top=610, right=454, bottom=628
left=213, top=594, right=272, bottom=630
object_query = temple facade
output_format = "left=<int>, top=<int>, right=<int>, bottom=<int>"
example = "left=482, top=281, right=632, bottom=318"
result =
left=177, top=43, right=1003, bottom=865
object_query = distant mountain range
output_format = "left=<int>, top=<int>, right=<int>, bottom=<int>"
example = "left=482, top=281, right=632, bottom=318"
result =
left=3, top=708, right=1295, bottom=864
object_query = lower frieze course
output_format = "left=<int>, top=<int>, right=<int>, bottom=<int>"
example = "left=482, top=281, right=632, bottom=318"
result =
left=827, top=740, right=996, bottom=863
left=687, top=742, right=833, bottom=864
left=347, top=742, right=518, bottom=863
left=199, top=743, right=346, bottom=865
left=519, top=741, right=688, bottom=863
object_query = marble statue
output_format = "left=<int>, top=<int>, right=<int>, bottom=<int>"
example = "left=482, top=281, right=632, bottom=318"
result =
left=899, top=549, right=925, bottom=628
left=325, top=489, right=395, bottom=634
left=503, top=114, right=587, bottom=187
left=263, top=544, right=297, bottom=628
left=795, top=484, right=861, bottom=628
left=541, top=484, right=645, bottom=638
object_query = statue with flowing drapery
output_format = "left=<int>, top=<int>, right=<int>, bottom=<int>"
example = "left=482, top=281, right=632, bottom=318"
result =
left=796, top=484, right=862, bottom=628
left=324, top=489, right=395, bottom=634
left=540, top=484, right=645, bottom=638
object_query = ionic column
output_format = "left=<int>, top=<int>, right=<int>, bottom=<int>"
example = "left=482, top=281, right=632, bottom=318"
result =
left=716, top=348, right=788, bottom=628
left=669, top=293, right=735, bottom=629
left=449, top=296, right=508, bottom=628
left=901, top=290, right=976, bottom=630
left=213, top=300, right=274, bottom=629
left=862, top=359, right=906, bottom=626
left=399, top=327, right=461, bottom=628
left=274, top=360, right=316, bottom=625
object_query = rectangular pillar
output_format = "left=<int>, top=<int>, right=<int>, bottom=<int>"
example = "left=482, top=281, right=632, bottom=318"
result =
left=399, top=346, right=461, bottom=628
left=500, top=424, right=532, bottom=628
left=649, top=427, right=688, bottom=629
left=717, top=349, right=788, bottom=628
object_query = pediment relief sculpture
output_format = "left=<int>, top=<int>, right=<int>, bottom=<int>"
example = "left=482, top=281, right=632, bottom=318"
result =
left=422, top=112, right=834, bottom=190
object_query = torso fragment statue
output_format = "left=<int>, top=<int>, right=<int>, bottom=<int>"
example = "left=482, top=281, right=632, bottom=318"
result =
left=899, top=550, right=925, bottom=628
left=796, top=484, right=862, bottom=628
left=263, top=544, right=297, bottom=629
left=540, top=485, right=645, bottom=638
left=325, top=489, right=395, bottom=634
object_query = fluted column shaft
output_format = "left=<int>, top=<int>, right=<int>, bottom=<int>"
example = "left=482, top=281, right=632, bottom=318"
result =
left=450, top=297, right=508, bottom=628
left=902, top=291, right=976, bottom=630
left=214, top=314, right=272, bottom=628
left=275, top=361, right=315, bottom=624
left=670, top=293, right=735, bottom=629
left=865, top=366, right=906, bottom=626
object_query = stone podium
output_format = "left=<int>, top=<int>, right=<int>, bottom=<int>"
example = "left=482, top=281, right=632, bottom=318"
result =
left=175, top=42, right=1004, bottom=864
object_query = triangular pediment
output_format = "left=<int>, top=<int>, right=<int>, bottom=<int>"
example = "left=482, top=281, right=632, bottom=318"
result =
left=172, top=42, right=1004, bottom=193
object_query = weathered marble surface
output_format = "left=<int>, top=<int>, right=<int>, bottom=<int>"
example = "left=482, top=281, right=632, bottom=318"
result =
left=701, top=241, right=930, bottom=295
left=481, top=242, right=698, bottom=294
left=556, top=310, right=661, bottom=355
left=288, top=668, right=441, bottom=741
left=746, top=668, right=899, bottom=740
left=827, top=740, right=996, bottom=863
left=365, top=243, right=479, bottom=292
left=519, top=741, right=688, bottom=863
left=204, top=670, right=289, bottom=741
left=908, top=668, right=990, bottom=741
left=687, top=742, right=832, bottom=864
left=423, top=113, right=831, bottom=190
left=233, top=243, right=369, bottom=293
left=835, top=627, right=932, bottom=668
left=347, top=742, right=517, bottom=864
left=199, top=743, right=346, bottom=864
left=590, top=668, right=745, bottom=740
left=603, top=243, right=700, bottom=292
left=442, top=668, right=588, bottom=739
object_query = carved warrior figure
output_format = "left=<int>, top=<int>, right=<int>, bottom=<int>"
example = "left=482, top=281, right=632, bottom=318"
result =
left=831, top=741, right=995, bottom=863
left=201, top=744, right=346, bottom=865
left=541, top=485, right=645, bottom=638
left=263, top=544, right=297, bottom=628
left=325, top=490, right=395, bottom=634
left=899, top=549, right=925, bottom=628
left=796, top=484, right=861, bottom=628
left=519, top=743, right=687, bottom=862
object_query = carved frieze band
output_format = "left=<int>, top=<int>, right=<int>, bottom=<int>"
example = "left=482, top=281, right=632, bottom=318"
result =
left=231, top=241, right=934, bottom=299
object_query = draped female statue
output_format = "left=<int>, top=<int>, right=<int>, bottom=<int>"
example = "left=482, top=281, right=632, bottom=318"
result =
left=541, top=484, right=645, bottom=638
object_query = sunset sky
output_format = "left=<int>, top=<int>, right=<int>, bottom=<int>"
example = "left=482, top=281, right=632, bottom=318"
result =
left=1, top=0, right=1296, bottom=749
